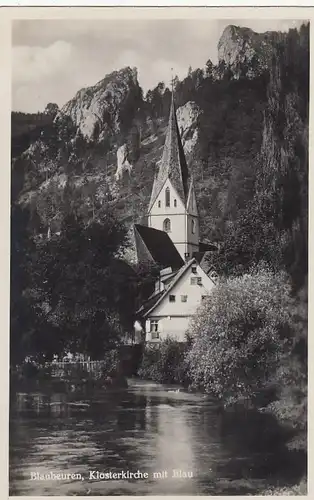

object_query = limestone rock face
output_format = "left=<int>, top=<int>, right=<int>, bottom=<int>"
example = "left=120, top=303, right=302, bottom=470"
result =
left=115, top=143, right=133, bottom=181
left=176, top=101, right=201, bottom=156
left=56, top=66, right=140, bottom=142
left=218, top=25, right=276, bottom=78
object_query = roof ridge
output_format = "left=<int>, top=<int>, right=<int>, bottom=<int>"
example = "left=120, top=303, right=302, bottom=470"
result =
left=142, top=258, right=196, bottom=317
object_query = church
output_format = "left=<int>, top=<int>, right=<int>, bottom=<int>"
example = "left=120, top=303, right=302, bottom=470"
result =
left=133, top=91, right=218, bottom=343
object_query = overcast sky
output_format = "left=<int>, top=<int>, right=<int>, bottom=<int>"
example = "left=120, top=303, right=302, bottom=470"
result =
left=12, top=18, right=305, bottom=113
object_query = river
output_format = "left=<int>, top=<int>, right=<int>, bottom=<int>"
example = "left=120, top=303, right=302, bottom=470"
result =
left=9, top=378, right=301, bottom=496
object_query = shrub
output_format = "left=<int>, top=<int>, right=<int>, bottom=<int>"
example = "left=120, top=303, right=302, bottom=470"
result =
left=138, top=337, right=190, bottom=385
left=186, top=264, right=292, bottom=404
left=265, top=284, right=307, bottom=450
left=100, top=349, right=121, bottom=378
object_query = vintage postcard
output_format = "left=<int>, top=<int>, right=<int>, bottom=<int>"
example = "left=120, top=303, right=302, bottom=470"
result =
left=4, top=5, right=311, bottom=497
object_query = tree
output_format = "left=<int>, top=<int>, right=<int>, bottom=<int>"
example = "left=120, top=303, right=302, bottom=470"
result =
left=205, top=59, right=214, bottom=79
left=186, top=265, right=292, bottom=404
left=10, top=205, right=40, bottom=364
left=210, top=199, right=284, bottom=278
left=23, top=206, right=132, bottom=360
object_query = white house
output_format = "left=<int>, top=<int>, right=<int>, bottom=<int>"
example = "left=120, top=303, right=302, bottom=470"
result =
left=133, top=90, right=218, bottom=343
left=138, top=258, right=217, bottom=342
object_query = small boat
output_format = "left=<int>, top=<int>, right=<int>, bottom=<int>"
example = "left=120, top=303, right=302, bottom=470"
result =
left=167, top=388, right=180, bottom=393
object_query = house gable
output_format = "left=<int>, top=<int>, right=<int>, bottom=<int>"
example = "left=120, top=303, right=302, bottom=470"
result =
left=143, top=259, right=215, bottom=319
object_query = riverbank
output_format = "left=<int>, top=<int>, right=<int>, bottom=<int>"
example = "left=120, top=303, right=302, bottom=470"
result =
left=10, top=357, right=128, bottom=395
left=137, top=337, right=307, bottom=493
left=261, top=477, right=307, bottom=496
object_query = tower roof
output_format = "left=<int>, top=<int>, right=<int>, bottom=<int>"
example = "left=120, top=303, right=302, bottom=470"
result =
left=148, top=92, right=190, bottom=212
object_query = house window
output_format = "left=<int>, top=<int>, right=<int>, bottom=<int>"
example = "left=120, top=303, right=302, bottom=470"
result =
left=192, top=219, right=196, bottom=234
left=163, top=218, right=171, bottom=233
left=192, top=265, right=197, bottom=274
left=191, top=277, right=202, bottom=285
left=169, top=295, right=176, bottom=302
left=174, top=199, right=177, bottom=207
left=165, top=187, right=170, bottom=207
left=158, top=200, right=161, bottom=208
left=150, top=320, right=159, bottom=339
left=181, top=295, right=188, bottom=302
left=151, top=320, right=159, bottom=331
left=184, top=252, right=190, bottom=260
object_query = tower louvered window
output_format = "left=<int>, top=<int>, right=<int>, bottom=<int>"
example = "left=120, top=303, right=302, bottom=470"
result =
left=165, top=187, right=170, bottom=207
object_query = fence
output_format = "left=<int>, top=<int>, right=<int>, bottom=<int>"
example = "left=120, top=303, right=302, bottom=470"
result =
left=45, top=360, right=107, bottom=379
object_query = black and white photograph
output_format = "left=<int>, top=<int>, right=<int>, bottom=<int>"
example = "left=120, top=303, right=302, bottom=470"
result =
left=9, top=10, right=309, bottom=496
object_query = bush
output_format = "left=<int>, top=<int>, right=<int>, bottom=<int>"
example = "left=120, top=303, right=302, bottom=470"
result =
left=100, top=349, right=121, bottom=378
left=186, top=264, right=292, bottom=404
left=138, top=338, right=190, bottom=385
left=265, top=284, right=307, bottom=450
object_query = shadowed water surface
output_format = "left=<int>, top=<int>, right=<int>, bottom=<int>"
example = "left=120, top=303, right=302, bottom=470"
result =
left=9, top=379, right=303, bottom=495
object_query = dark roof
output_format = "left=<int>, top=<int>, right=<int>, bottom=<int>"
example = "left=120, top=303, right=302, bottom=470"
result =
left=141, top=258, right=197, bottom=318
left=148, top=92, right=190, bottom=211
left=136, top=289, right=164, bottom=317
left=199, top=241, right=219, bottom=252
left=134, top=224, right=184, bottom=271
left=192, top=251, right=206, bottom=263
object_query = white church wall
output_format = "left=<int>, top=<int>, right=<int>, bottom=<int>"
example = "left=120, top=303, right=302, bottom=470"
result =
left=186, top=214, right=200, bottom=256
left=150, top=178, right=185, bottom=216
left=148, top=178, right=202, bottom=260
left=187, top=185, right=198, bottom=217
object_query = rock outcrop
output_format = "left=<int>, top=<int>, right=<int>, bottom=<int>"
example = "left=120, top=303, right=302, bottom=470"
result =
left=218, top=25, right=277, bottom=78
left=176, top=101, right=201, bottom=156
left=55, top=66, right=141, bottom=142
left=115, top=143, right=133, bottom=181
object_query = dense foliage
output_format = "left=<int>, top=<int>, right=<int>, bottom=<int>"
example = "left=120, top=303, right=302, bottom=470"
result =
left=186, top=265, right=292, bottom=402
left=210, top=25, right=308, bottom=289
left=10, top=202, right=136, bottom=363
left=138, top=338, right=190, bottom=385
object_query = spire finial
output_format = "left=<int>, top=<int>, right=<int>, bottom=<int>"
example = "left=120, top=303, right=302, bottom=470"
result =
left=171, top=67, right=174, bottom=93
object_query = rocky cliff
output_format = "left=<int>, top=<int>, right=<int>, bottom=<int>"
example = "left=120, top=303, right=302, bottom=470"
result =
left=56, top=67, right=140, bottom=142
left=217, top=25, right=278, bottom=78
left=12, top=23, right=304, bottom=244
left=12, top=63, right=204, bottom=238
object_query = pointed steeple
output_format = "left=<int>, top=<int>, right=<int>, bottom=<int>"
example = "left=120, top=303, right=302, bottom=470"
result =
left=148, top=91, right=189, bottom=212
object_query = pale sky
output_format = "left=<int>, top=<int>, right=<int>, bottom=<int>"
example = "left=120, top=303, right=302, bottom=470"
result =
left=12, top=18, right=305, bottom=113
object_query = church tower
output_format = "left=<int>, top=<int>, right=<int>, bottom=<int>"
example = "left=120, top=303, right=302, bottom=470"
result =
left=147, top=92, right=199, bottom=261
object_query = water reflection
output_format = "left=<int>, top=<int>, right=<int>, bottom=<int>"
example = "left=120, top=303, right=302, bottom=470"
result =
left=9, top=380, right=304, bottom=496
